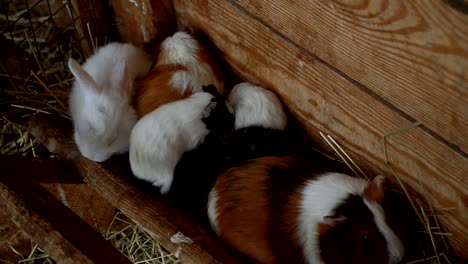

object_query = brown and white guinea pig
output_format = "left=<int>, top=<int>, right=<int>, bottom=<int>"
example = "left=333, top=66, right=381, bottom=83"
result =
left=208, top=156, right=405, bottom=264
left=133, top=31, right=225, bottom=117
left=223, top=82, right=298, bottom=167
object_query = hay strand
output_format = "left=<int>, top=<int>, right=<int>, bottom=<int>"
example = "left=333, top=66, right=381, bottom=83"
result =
left=319, top=132, right=360, bottom=177
left=382, top=121, right=422, bottom=164
left=104, top=212, right=181, bottom=264
left=326, top=134, right=368, bottom=179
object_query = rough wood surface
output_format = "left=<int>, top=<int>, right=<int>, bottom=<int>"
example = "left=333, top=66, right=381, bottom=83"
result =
left=0, top=156, right=116, bottom=231
left=28, top=115, right=244, bottom=264
left=70, top=0, right=110, bottom=56
left=174, top=0, right=468, bottom=258
left=111, top=0, right=157, bottom=45
left=0, top=157, right=131, bottom=264
left=235, top=0, right=468, bottom=154
left=41, top=183, right=117, bottom=230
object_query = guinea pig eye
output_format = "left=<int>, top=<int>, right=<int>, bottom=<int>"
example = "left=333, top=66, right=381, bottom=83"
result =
left=360, top=234, right=370, bottom=242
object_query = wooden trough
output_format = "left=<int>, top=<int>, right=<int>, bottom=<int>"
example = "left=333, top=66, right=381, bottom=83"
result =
left=1, top=0, right=466, bottom=263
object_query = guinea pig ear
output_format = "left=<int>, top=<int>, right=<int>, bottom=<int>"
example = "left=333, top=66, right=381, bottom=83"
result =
left=363, top=175, right=386, bottom=203
left=68, top=58, right=99, bottom=92
left=323, top=213, right=348, bottom=227
left=111, top=60, right=132, bottom=96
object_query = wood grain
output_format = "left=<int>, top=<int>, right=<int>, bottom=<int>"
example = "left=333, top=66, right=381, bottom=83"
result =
left=111, top=0, right=176, bottom=46
left=0, top=158, right=131, bottom=264
left=70, top=0, right=110, bottom=56
left=0, top=156, right=116, bottom=231
left=41, top=184, right=117, bottom=230
left=111, top=0, right=157, bottom=45
left=174, top=0, right=468, bottom=257
left=233, top=0, right=468, bottom=153
left=27, top=115, right=244, bottom=264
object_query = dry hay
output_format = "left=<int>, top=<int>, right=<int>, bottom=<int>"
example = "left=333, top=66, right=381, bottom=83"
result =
left=103, top=212, right=181, bottom=264
left=3, top=211, right=181, bottom=264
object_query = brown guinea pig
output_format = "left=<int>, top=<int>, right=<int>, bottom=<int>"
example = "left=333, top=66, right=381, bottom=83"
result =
left=133, top=31, right=225, bottom=117
left=207, top=156, right=405, bottom=264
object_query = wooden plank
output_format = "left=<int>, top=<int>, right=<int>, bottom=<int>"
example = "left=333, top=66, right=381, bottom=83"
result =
left=233, top=0, right=468, bottom=153
left=173, top=0, right=468, bottom=258
left=111, top=0, right=157, bottom=45
left=41, top=184, right=117, bottom=230
left=0, top=159, right=131, bottom=264
left=27, top=115, right=245, bottom=264
left=111, top=0, right=176, bottom=48
left=70, top=0, right=111, bottom=56
left=0, top=156, right=116, bottom=230
left=0, top=229, right=31, bottom=263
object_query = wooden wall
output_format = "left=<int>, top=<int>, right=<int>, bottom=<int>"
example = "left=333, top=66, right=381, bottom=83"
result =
left=112, top=0, right=468, bottom=258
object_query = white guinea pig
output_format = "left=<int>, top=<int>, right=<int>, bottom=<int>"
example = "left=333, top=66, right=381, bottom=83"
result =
left=68, top=42, right=152, bottom=162
left=223, top=82, right=293, bottom=167
left=208, top=156, right=405, bottom=264
left=129, top=91, right=220, bottom=194
left=228, top=82, right=287, bottom=130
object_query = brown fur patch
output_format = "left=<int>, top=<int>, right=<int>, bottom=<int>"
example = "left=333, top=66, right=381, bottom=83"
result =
left=317, top=222, right=333, bottom=236
left=133, top=64, right=190, bottom=117
left=363, top=176, right=385, bottom=204
left=214, top=156, right=306, bottom=264
left=197, top=44, right=225, bottom=93
left=214, top=157, right=292, bottom=264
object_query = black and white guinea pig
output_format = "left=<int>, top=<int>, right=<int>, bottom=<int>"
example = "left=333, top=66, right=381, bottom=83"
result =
left=224, top=82, right=297, bottom=166
left=208, top=156, right=406, bottom=264
left=167, top=84, right=234, bottom=220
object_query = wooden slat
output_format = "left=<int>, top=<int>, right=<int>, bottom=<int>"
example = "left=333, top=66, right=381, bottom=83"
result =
left=0, top=158, right=131, bottom=264
left=233, top=0, right=468, bottom=153
left=41, top=183, right=117, bottom=230
left=0, top=156, right=116, bottom=230
left=173, top=0, right=468, bottom=258
left=27, top=115, right=244, bottom=264
left=111, top=0, right=157, bottom=45
left=70, top=0, right=111, bottom=55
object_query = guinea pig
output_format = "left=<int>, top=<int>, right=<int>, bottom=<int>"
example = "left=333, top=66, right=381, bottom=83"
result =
left=223, top=82, right=295, bottom=167
left=68, top=42, right=152, bottom=162
left=167, top=84, right=234, bottom=221
left=133, top=31, right=225, bottom=117
left=129, top=89, right=227, bottom=194
left=208, top=156, right=405, bottom=264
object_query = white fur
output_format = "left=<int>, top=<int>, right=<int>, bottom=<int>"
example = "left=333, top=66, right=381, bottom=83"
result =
left=207, top=188, right=220, bottom=235
left=157, top=31, right=224, bottom=94
left=129, top=92, right=213, bottom=194
left=364, top=201, right=405, bottom=264
left=228, top=82, right=287, bottom=130
left=69, top=42, right=152, bottom=162
left=298, top=173, right=367, bottom=264
left=298, top=173, right=404, bottom=264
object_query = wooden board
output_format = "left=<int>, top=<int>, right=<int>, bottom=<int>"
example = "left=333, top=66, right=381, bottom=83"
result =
left=173, top=0, right=468, bottom=258
left=70, top=0, right=111, bottom=56
left=234, top=0, right=468, bottom=153
left=27, top=115, right=245, bottom=264
left=111, top=0, right=176, bottom=46
left=41, top=183, right=117, bottom=230
left=0, top=156, right=116, bottom=231
left=0, top=157, right=131, bottom=264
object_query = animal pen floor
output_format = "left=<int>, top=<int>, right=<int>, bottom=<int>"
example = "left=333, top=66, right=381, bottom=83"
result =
left=1, top=0, right=466, bottom=264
